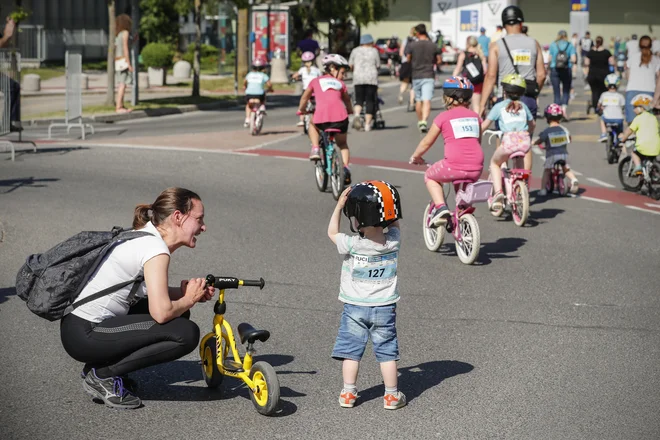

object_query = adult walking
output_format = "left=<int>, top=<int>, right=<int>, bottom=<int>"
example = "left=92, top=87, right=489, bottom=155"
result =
left=60, top=187, right=214, bottom=409
left=397, top=27, right=416, bottom=109
left=405, top=23, right=442, bottom=133
left=478, top=27, right=490, bottom=58
left=585, top=36, right=613, bottom=111
left=579, top=31, right=594, bottom=79
left=548, top=30, right=577, bottom=118
left=349, top=34, right=380, bottom=131
left=625, top=35, right=660, bottom=123
left=480, top=5, right=545, bottom=172
left=452, top=36, right=487, bottom=112
left=0, top=16, right=21, bottom=131
left=114, top=14, right=134, bottom=114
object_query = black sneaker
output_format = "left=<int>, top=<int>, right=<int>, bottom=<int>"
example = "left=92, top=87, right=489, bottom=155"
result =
left=344, top=167, right=352, bottom=185
left=82, top=369, right=141, bottom=409
left=81, top=369, right=138, bottom=394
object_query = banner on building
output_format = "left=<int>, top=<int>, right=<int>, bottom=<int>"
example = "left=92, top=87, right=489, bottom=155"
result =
left=570, top=0, right=589, bottom=12
left=431, top=0, right=516, bottom=49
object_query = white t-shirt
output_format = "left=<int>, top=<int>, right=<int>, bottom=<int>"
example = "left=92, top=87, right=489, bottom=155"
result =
left=296, top=65, right=322, bottom=90
left=335, top=227, right=400, bottom=307
left=653, top=39, right=660, bottom=55
left=598, top=91, right=625, bottom=120
left=71, top=222, right=170, bottom=323
left=627, top=40, right=639, bottom=57
left=626, top=53, right=660, bottom=93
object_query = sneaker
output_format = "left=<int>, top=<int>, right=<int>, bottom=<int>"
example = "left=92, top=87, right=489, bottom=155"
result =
left=364, top=121, right=372, bottom=132
left=418, top=121, right=428, bottom=133
left=570, top=180, right=579, bottom=194
left=296, top=120, right=305, bottom=127
left=309, top=146, right=321, bottom=161
left=344, top=167, right=352, bottom=185
left=490, top=191, right=504, bottom=211
left=82, top=369, right=141, bottom=409
left=398, top=94, right=403, bottom=105
left=537, top=189, right=548, bottom=197
left=384, top=391, right=407, bottom=410
left=633, top=165, right=643, bottom=175
left=352, top=117, right=363, bottom=131
left=243, top=120, right=250, bottom=128
left=429, top=204, right=450, bottom=226
left=598, top=134, right=608, bottom=143
left=339, top=389, right=358, bottom=408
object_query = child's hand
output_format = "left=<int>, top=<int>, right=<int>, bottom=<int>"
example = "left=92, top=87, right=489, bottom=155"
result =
left=337, top=187, right=351, bottom=208
left=409, top=155, right=426, bottom=165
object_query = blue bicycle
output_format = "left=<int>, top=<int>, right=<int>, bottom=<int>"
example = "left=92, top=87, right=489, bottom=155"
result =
left=605, top=121, right=623, bottom=164
left=315, top=128, right=346, bottom=200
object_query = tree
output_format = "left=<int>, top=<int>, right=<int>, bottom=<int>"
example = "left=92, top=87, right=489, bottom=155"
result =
left=106, top=0, right=116, bottom=107
left=139, top=0, right=182, bottom=45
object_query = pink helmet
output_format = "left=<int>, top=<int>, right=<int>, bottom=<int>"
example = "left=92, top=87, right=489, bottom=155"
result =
left=301, top=51, right=315, bottom=62
left=322, top=54, right=349, bottom=69
left=544, top=103, right=563, bottom=119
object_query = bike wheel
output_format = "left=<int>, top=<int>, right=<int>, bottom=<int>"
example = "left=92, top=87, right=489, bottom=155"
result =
left=455, top=214, right=481, bottom=265
left=256, top=113, right=264, bottom=135
left=511, top=181, right=529, bottom=227
left=315, top=147, right=328, bottom=192
left=422, top=202, right=445, bottom=252
left=201, top=337, right=223, bottom=389
left=249, top=361, right=280, bottom=416
left=330, top=145, right=345, bottom=200
left=618, top=156, right=642, bottom=191
left=557, top=173, right=568, bottom=196
left=249, top=112, right=257, bottom=135
left=546, top=175, right=554, bottom=194
left=303, top=115, right=309, bottom=135
left=606, top=135, right=614, bottom=163
left=648, top=162, right=660, bottom=195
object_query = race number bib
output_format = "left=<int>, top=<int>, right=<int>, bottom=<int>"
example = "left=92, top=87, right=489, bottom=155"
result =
left=511, top=49, right=532, bottom=66
left=319, top=77, right=343, bottom=92
left=465, top=62, right=480, bottom=78
left=351, top=252, right=398, bottom=284
left=548, top=132, right=569, bottom=147
left=500, top=110, right=526, bottom=125
left=450, top=117, right=480, bottom=139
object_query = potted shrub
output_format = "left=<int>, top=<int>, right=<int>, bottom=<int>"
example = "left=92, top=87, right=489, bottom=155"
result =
left=141, top=43, right=174, bottom=86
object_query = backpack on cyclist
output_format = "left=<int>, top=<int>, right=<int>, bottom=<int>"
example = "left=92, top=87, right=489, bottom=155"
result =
left=15, top=227, right=151, bottom=321
left=555, top=42, right=570, bottom=69
left=463, top=52, right=484, bottom=84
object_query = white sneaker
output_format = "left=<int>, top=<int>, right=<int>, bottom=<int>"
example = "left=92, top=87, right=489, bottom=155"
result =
left=296, top=121, right=304, bottom=127
left=537, top=189, right=547, bottom=196
left=243, top=120, right=250, bottom=128
left=570, top=180, right=579, bottom=194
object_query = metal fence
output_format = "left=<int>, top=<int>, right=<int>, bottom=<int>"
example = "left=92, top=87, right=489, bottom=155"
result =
left=0, top=50, right=37, bottom=161
left=18, top=25, right=108, bottom=64
left=48, top=51, right=95, bottom=140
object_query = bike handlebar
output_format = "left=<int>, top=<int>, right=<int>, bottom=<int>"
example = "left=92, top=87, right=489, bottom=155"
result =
left=205, top=275, right=265, bottom=290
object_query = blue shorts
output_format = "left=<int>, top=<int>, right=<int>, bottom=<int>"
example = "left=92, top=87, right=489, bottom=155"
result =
left=332, top=303, right=399, bottom=363
left=602, top=118, right=624, bottom=132
left=412, top=78, right=435, bottom=102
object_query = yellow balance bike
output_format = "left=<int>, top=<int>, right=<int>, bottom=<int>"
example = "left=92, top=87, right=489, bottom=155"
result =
left=199, top=275, right=280, bottom=415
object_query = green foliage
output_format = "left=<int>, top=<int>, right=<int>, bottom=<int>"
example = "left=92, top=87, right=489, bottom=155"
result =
left=290, top=51, right=301, bottom=71
left=9, top=6, right=30, bottom=24
left=141, top=43, right=175, bottom=69
left=139, top=0, right=181, bottom=45
left=182, top=43, right=219, bottom=72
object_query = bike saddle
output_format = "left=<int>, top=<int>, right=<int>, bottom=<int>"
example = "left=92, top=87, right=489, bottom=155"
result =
left=324, top=128, right=341, bottom=133
left=237, top=323, right=270, bottom=344
left=509, top=151, right=525, bottom=159
left=554, top=160, right=567, bottom=166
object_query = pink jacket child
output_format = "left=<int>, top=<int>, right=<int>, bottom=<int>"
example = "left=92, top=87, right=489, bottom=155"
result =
left=410, top=77, right=484, bottom=226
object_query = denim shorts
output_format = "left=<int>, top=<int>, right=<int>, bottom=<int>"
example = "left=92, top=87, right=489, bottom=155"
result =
left=332, top=303, right=399, bottom=363
left=412, top=78, right=435, bottom=102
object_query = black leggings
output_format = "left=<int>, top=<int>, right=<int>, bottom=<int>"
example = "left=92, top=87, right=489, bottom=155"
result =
left=587, top=73, right=608, bottom=109
left=60, top=299, right=199, bottom=378
left=354, top=84, right=378, bottom=116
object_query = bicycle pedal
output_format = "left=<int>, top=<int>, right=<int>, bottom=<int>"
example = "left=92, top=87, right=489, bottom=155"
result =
left=224, top=359, right=244, bottom=372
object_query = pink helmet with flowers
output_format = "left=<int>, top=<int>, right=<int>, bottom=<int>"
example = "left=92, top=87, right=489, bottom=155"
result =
left=301, top=51, right=315, bottom=62
left=544, top=103, right=563, bottom=120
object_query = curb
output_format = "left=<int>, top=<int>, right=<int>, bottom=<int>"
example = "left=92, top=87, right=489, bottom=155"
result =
left=0, top=219, right=4, bottom=243
left=23, top=99, right=241, bottom=126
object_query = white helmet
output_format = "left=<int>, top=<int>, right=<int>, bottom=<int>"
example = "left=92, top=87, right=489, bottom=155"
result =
left=322, top=54, right=349, bottom=70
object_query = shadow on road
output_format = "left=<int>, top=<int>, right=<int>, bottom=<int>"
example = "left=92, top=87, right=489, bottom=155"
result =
left=0, top=177, right=60, bottom=194
left=378, top=125, right=408, bottom=131
left=480, top=237, right=527, bottom=261
left=525, top=208, right=566, bottom=227
left=0, top=287, right=17, bottom=305
left=356, top=360, right=474, bottom=406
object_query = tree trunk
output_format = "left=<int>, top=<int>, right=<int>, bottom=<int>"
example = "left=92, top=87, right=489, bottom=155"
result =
left=192, top=0, right=202, bottom=97
left=237, top=8, right=249, bottom=85
left=105, top=1, right=116, bottom=107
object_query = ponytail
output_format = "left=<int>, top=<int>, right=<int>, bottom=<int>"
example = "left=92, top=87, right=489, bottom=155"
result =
left=133, top=204, right=152, bottom=229
left=132, top=187, right=201, bottom=230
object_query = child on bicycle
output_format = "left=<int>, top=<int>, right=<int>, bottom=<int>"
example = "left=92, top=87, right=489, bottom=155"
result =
left=292, top=51, right=322, bottom=127
left=481, top=73, right=535, bottom=211
left=328, top=182, right=405, bottom=410
left=533, top=104, right=579, bottom=195
left=410, top=77, right=484, bottom=226
left=243, top=58, right=273, bottom=128
left=618, top=95, right=660, bottom=174
left=597, top=74, right=625, bottom=143
left=298, top=54, right=354, bottom=184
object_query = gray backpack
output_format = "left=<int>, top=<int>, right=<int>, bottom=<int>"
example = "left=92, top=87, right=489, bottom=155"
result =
left=16, top=227, right=151, bottom=321
left=555, top=42, right=570, bottom=69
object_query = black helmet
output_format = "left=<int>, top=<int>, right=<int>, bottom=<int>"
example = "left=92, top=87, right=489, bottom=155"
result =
left=501, top=5, right=524, bottom=26
left=343, top=180, right=402, bottom=232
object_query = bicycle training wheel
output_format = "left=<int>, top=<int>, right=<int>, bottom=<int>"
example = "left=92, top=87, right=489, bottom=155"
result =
left=558, top=173, right=568, bottom=196
left=330, top=145, right=345, bottom=200
left=511, top=181, right=529, bottom=227
left=249, top=361, right=280, bottom=416
left=201, top=337, right=223, bottom=389
left=455, top=214, right=481, bottom=265
left=422, top=202, right=445, bottom=252
left=618, top=156, right=642, bottom=191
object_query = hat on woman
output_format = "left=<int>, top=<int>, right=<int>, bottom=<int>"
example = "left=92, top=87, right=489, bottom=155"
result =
left=360, top=34, right=374, bottom=45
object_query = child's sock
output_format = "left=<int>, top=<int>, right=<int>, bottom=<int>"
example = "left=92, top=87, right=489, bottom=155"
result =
left=385, top=386, right=398, bottom=395
left=343, top=383, right=357, bottom=392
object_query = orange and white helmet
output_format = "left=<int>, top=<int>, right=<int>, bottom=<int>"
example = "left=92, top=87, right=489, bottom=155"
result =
left=631, top=94, right=652, bottom=111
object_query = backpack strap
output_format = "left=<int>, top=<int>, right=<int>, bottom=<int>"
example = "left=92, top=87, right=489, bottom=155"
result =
left=501, top=37, right=520, bottom=75
left=64, top=276, right=144, bottom=315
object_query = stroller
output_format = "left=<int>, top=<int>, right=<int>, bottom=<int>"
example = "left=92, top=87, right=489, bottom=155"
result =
left=351, top=89, right=386, bottom=130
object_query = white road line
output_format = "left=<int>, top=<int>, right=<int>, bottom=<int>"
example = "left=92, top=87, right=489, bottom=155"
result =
left=368, top=165, right=425, bottom=174
left=572, top=170, right=583, bottom=176
left=380, top=96, right=443, bottom=114
left=625, top=205, right=660, bottom=215
left=274, top=156, right=307, bottom=161
left=645, top=203, right=660, bottom=209
left=580, top=196, right=612, bottom=204
left=585, top=177, right=615, bottom=188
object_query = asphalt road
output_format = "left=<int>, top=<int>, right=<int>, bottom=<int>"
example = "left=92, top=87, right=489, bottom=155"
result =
left=1, top=75, right=659, bottom=440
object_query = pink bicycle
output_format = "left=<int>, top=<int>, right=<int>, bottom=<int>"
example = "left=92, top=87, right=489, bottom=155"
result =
left=422, top=179, right=493, bottom=265
left=489, top=150, right=530, bottom=226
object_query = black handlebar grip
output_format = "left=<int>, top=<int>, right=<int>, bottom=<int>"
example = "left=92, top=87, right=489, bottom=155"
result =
left=242, top=278, right=265, bottom=290
left=206, top=275, right=240, bottom=290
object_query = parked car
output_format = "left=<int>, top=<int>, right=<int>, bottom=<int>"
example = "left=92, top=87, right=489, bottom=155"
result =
left=441, top=41, right=459, bottom=64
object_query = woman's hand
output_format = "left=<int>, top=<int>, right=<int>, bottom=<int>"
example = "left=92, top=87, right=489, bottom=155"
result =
left=181, top=278, right=209, bottom=305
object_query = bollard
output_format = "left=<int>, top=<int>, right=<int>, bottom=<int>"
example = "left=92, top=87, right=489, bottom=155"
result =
left=139, top=71, right=150, bottom=89
left=173, top=60, right=192, bottom=79
left=270, top=57, right=289, bottom=84
left=80, top=73, right=89, bottom=90
left=23, top=73, right=41, bottom=92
